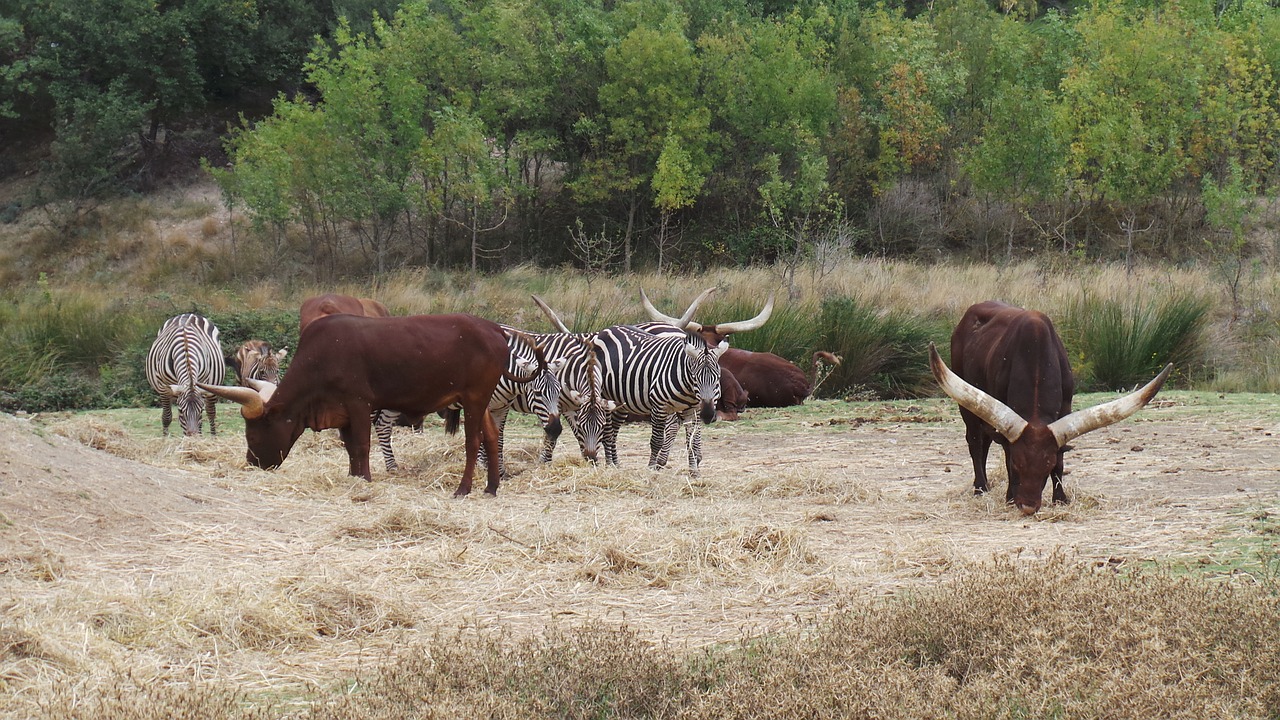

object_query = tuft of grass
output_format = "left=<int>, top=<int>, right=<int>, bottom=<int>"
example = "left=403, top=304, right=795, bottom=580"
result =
left=816, top=296, right=949, bottom=398
left=1063, top=294, right=1212, bottom=391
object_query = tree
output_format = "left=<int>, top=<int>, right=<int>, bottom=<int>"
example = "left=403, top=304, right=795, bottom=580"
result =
left=571, top=18, right=711, bottom=272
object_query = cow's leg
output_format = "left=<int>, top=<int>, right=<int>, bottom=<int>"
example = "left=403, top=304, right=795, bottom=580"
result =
left=484, top=407, right=511, bottom=481
left=340, top=413, right=373, bottom=482
left=1050, top=449, right=1069, bottom=505
left=373, top=410, right=398, bottom=472
left=479, top=408, right=503, bottom=495
left=160, top=395, right=172, bottom=436
left=963, top=416, right=992, bottom=495
left=1003, top=451, right=1018, bottom=504
left=648, top=410, right=674, bottom=470
left=454, top=404, right=482, bottom=496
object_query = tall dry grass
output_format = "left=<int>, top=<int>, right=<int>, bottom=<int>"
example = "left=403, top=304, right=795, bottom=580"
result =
left=28, top=555, right=1280, bottom=719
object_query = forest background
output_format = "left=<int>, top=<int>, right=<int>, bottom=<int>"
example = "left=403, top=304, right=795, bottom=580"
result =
left=1, top=0, right=1279, bottom=409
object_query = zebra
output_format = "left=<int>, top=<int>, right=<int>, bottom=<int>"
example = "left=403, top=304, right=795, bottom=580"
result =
left=527, top=296, right=618, bottom=465
left=591, top=289, right=774, bottom=476
left=373, top=328, right=559, bottom=479
left=146, top=313, right=227, bottom=436
left=229, top=340, right=287, bottom=385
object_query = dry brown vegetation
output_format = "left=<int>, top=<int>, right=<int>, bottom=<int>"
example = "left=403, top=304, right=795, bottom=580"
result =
left=1, top=387, right=1278, bottom=718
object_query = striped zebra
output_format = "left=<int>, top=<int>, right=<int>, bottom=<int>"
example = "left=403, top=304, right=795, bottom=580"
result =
left=229, top=340, right=287, bottom=385
left=373, top=328, right=559, bottom=479
left=527, top=296, right=618, bottom=465
left=146, top=313, right=227, bottom=436
left=591, top=289, right=773, bottom=476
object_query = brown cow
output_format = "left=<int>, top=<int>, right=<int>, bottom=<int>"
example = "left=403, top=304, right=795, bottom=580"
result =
left=717, top=367, right=748, bottom=421
left=298, top=293, right=390, bottom=332
left=929, top=300, right=1172, bottom=515
left=201, top=313, right=542, bottom=496
left=719, top=349, right=841, bottom=408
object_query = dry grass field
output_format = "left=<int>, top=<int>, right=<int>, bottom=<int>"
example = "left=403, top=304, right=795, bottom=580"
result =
left=2, top=390, right=1279, bottom=717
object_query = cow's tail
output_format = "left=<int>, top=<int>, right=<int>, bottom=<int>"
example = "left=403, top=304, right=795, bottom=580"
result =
left=810, top=350, right=842, bottom=396
left=501, top=329, right=549, bottom=384
left=442, top=408, right=461, bottom=435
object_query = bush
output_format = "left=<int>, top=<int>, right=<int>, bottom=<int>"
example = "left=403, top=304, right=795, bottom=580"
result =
left=1062, top=294, right=1212, bottom=391
left=817, top=296, right=950, bottom=398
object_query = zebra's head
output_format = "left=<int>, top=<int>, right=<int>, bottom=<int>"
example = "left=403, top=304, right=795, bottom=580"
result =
left=233, top=341, right=288, bottom=385
left=563, top=350, right=613, bottom=461
left=171, top=383, right=209, bottom=436
left=518, top=356, right=565, bottom=438
left=683, top=336, right=728, bottom=425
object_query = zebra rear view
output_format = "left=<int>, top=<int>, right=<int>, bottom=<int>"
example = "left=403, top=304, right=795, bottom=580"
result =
left=146, top=313, right=226, bottom=436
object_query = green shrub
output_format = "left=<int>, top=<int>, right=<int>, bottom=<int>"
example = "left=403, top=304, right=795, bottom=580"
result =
left=817, top=297, right=950, bottom=398
left=1062, top=294, right=1212, bottom=391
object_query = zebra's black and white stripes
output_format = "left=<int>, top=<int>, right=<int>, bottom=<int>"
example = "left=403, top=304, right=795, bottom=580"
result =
left=146, top=313, right=227, bottom=436
left=593, top=324, right=726, bottom=476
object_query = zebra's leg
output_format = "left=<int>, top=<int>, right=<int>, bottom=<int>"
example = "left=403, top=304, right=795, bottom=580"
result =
left=648, top=410, right=675, bottom=470
left=682, top=410, right=703, bottom=477
left=207, top=396, right=218, bottom=436
left=603, top=412, right=623, bottom=466
left=160, top=395, right=172, bottom=436
left=374, top=410, right=399, bottom=472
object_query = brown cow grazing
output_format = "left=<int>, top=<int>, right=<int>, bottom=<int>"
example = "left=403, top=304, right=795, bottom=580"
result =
left=229, top=340, right=287, bottom=385
left=298, top=293, right=390, bottom=332
left=929, top=300, right=1172, bottom=515
left=719, top=349, right=841, bottom=408
left=200, top=313, right=542, bottom=496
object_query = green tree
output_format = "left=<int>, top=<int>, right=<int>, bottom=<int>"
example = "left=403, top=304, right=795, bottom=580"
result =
left=571, top=18, right=711, bottom=272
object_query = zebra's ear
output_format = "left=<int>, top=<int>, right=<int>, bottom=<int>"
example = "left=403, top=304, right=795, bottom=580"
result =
left=275, top=348, right=288, bottom=361
left=568, top=390, right=584, bottom=404
left=514, top=358, right=538, bottom=374
left=548, top=358, right=568, bottom=373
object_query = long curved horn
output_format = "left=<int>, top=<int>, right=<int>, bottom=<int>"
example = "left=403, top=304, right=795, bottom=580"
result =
left=531, top=294, right=573, bottom=333
left=1048, top=363, right=1173, bottom=447
left=928, top=343, right=1028, bottom=443
left=198, top=382, right=266, bottom=420
left=641, top=287, right=716, bottom=330
left=244, top=377, right=278, bottom=404
left=710, top=292, right=775, bottom=335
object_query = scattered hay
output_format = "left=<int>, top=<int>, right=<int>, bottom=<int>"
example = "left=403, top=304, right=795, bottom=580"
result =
left=743, top=467, right=879, bottom=504
left=0, top=548, right=66, bottom=582
left=280, top=577, right=416, bottom=638
left=337, top=506, right=469, bottom=541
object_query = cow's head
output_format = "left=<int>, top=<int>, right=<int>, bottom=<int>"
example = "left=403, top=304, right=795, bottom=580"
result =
left=640, top=287, right=773, bottom=424
left=929, top=344, right=1171, bottom=515
left=198, top=379, right=304, bottom=470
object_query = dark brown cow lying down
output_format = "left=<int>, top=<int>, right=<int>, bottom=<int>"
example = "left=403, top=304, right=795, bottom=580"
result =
left=930, top=300, right=1172, bottom=515
left=202, top=313, right=540, bottom=496
left=719, top=348, right=840, bottom=408
left=298, top=293, right=390, bottom=332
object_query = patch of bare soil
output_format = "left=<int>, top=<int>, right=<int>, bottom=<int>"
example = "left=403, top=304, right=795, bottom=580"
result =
left=1, top=397, right=1277, bottom=714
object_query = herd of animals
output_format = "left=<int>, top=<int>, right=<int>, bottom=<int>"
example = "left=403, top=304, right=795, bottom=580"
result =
left=144, top=291, right=1172, bottom=515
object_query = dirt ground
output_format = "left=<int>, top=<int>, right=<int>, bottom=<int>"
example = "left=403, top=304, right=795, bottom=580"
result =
left=1, top=393, right=1278, bottom=708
